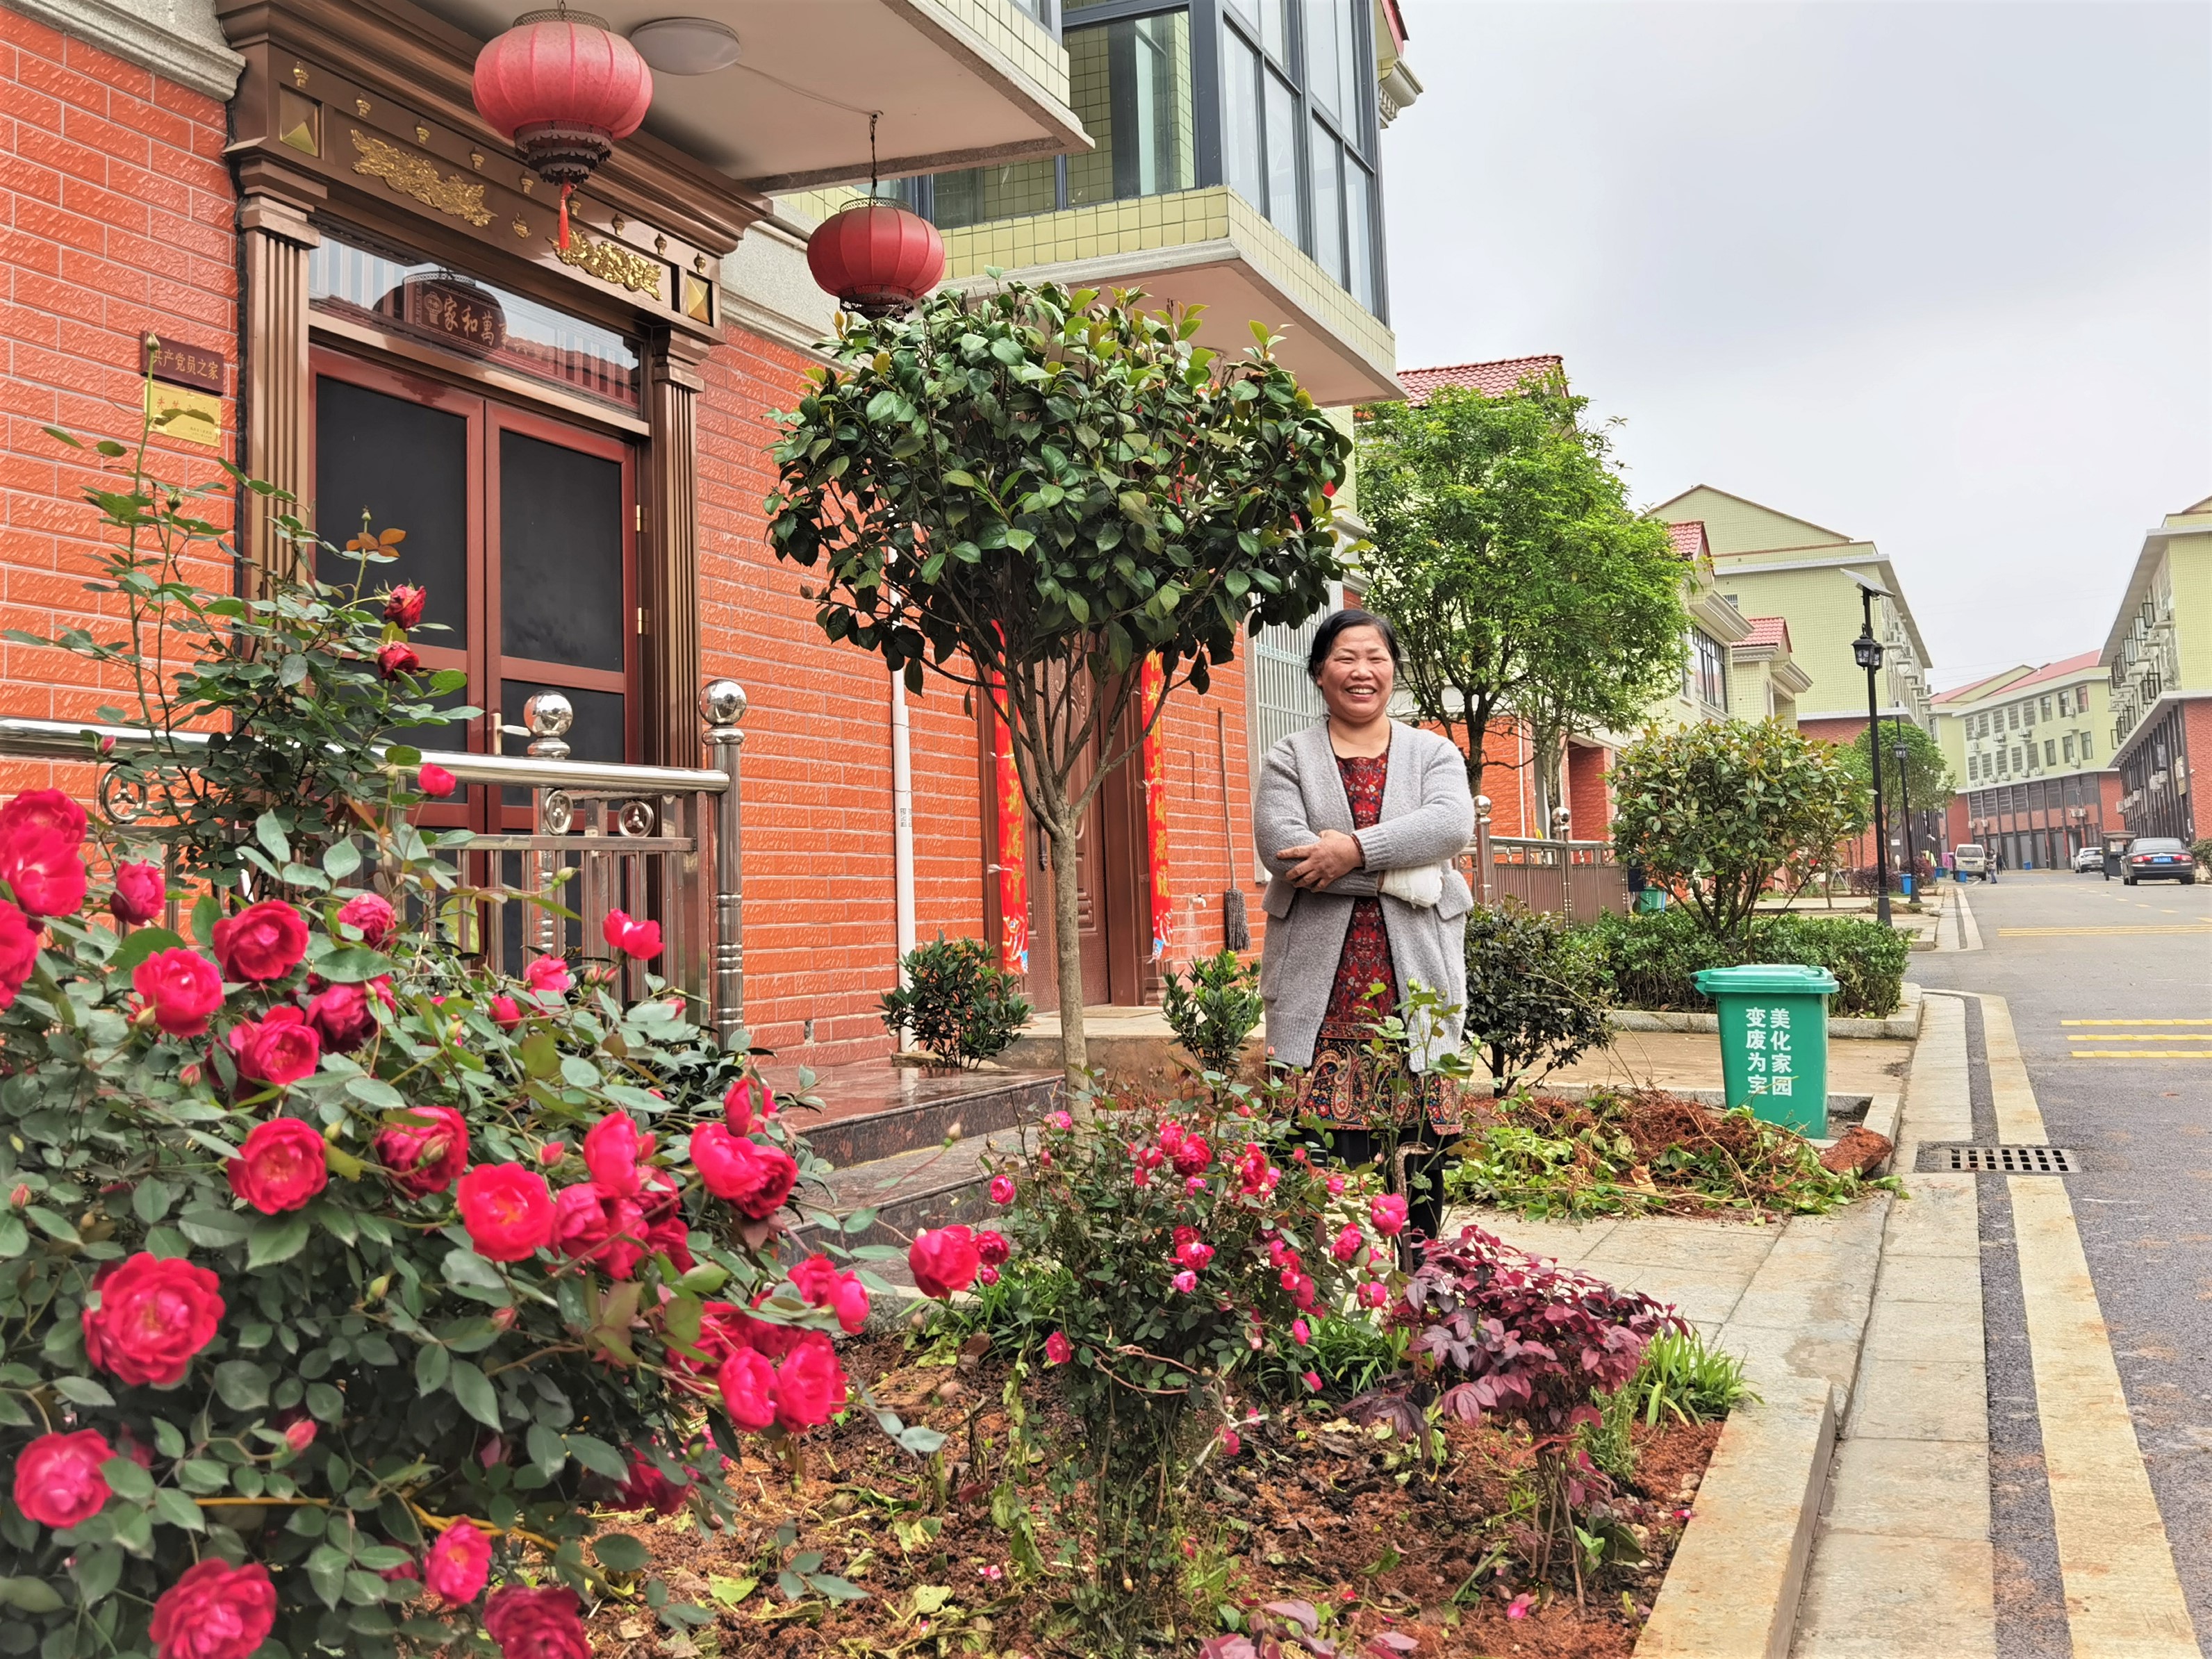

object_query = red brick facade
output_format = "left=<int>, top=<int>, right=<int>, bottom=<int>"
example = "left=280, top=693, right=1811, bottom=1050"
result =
left=0, top=8, right=236, bottom=793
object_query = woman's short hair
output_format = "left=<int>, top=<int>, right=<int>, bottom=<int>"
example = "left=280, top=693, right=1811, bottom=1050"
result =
left=1305, top=609, right=1401, bottom=682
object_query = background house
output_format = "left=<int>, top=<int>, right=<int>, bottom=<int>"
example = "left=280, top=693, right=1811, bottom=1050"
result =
left=1935, top=654, right=2118, bottom=870
left=2102, top=496, right=2212, bottom=847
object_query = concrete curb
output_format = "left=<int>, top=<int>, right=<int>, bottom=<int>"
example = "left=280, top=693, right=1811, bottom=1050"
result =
left=1639, top=1374, right=1838, bottom=1659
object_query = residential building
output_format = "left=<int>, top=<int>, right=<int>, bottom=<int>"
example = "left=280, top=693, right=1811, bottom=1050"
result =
left=1647, top=486, right=1936, bottom=745
left=1935, top=653, right=2119, bottom=870
left=2102, top=496, right=2212, bottom=846
left=0, top=0, right=1413, bottom=1056
left=1731, top=616, right=1814, bottom=727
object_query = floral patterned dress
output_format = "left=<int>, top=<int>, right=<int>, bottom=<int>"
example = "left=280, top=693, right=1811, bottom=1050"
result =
left=1294, top=753, right=1464, bottom=1134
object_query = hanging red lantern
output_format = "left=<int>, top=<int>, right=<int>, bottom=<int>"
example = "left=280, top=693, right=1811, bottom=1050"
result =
left=806, top=200, right=946, bottom=317
left=472, top=8, right=653, bottom=252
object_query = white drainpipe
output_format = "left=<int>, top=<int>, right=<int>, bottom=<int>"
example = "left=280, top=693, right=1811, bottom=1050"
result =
left=890, top=673, right=916, bottom=1047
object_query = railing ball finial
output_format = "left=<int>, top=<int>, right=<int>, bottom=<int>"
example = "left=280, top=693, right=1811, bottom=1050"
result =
left=1475, top=794, right=1492, bottom=822
left=701, top=679, right=747, bottom=728
left=1551, top=804, right=1573, bottom=836
left=523, top=691, right=572, bottom=761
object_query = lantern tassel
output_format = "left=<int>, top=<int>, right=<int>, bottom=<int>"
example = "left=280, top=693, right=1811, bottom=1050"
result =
left=557, top=183, right=573, bottom=252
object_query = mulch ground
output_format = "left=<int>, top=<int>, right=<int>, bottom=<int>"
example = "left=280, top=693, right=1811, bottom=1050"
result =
left=586, top=1334, right=1722, bottom=1658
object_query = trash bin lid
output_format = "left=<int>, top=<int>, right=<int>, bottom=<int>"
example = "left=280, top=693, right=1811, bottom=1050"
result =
left=1692, top=963, right=1839, bottom=996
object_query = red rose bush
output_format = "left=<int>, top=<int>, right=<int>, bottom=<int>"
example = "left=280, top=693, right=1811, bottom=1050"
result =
left=976, top=1087, right=1388, bottom=1615
left=0, top=431, right=901, bottom=1659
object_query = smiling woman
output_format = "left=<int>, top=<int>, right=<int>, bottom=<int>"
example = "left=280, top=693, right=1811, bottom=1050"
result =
left=1252, top=609, right=1474, bottom=1246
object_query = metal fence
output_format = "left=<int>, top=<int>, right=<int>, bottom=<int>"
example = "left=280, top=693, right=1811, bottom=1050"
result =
left=0, top=679, right=752, bottom=1046
left=1464, top=800, right=1629, bottom=922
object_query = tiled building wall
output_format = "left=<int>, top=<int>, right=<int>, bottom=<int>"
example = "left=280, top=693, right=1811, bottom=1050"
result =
left=1151, top=663, right=1259, bottom=969
left=0, top=8, right=236, bottom=794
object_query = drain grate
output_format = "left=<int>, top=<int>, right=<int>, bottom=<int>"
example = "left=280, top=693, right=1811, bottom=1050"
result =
left=1916, top=1143, right=2077, bottom=1175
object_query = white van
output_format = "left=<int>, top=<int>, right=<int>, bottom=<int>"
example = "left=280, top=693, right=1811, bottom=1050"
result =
left=1952, top=843, right=1988, bottom=879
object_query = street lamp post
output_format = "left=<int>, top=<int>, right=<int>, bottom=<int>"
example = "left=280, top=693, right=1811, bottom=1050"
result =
left=1844, top=570, right=1892, bottom=925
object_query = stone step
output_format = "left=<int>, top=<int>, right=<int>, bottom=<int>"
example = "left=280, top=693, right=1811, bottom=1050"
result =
left=776, top=1060, right=1059, bottom=1257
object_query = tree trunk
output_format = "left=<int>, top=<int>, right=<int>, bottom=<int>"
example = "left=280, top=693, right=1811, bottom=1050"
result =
left=1046, top=814, right=1088, bottom=1083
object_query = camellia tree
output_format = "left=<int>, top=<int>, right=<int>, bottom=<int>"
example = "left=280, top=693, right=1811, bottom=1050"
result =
left=1357, top=370, right=1687, bottom=811
left=766, top=280, right=1348, bottom=1073
left=1607, top=718, right=1872, bottom=946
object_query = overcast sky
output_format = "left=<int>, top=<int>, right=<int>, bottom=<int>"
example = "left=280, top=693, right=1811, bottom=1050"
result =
left=1379, top=0, right=2211, bottom=691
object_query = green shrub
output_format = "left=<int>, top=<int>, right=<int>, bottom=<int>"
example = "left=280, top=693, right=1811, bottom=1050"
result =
left=1463, top=900, right=1614, bottom=1091
left=1577, top=906, right=1908, bottom=1017
left=2193, top=837, right=2212, bottom=870
left=1160, top=947, right=1264, bottom=1077
left=1626, top=1328, right=1755, bottom=1426
left=880, top=934, right=1032, bottom=1066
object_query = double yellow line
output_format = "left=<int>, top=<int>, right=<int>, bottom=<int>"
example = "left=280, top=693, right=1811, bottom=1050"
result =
left=2063, top=1018, right=2212, bottom=1059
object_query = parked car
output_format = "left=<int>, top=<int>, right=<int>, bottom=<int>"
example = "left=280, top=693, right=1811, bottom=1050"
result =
left=2122, top=837, right=2197, bottom=886
left=1952, top=843, right=1988, bottom=880
left=2072, top=844, right=2105, bottom=873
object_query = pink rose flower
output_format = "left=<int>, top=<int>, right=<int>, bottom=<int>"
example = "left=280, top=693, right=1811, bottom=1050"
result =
left=523, top=955, right=572, bottom=997
left=108, top=859, right=165, bottom=925
left=376, top=641, right=420, bottom=679
left=424, top=1517, right=491, bottom=1605
left=417, top=762, right=456, bottom=797
left=1370, top=1194, right=1409, bottom=1238
left=691, top=1124, right=798, bottom=1219
left=336, top=891, right=396, bottom=949
left=307, top=981, right=379, bottom=1053
left=601, top=909, right=662, bottom=960
left=383, top=584, right=427, bottom=628
left=988, top=1173, right=1015, bottom=1205
left=489, top=993, right=523, bottom=1031
left=1043, top=1330, right=1073, bottom=1366
left=582, top=1112, right=650, bottom=1198
left=909, top=1226, right=981, bottom=1299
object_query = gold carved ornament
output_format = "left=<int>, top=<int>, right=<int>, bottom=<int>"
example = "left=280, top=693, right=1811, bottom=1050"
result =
left=554, top=231, right=663, bottom=299
left=349, top=131, right=493, bottom=228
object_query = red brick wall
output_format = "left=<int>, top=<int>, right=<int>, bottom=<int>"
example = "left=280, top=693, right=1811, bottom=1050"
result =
left=0, top=11, right=236, bottom=793
left=1152, top=661, right=1255, bottom=968
left=2186, top=698, right=2212, bottom=841
left=696, top=327, right=986, bottom=1068
left=1566, top=742, right=1610, bottom=840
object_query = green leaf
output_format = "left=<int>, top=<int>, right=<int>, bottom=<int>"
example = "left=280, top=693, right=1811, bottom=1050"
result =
left=565, top=1433, right=627, bottom=1482
left=448, top=1360, right=500, bottom=1430
left=110, top=926, right=185, bottom=974
left=415, top=1342, right=449, bottom=1396
left=0, top=1577, right=65, bottom=1614
left=518, top=1031, right=560, bottom=1080
left=322, top=839, right=363, bottom=879
left=176, top=1206, right=253, bottom=1248
left=100, top=1455, right=155, bottom=1502
left=254, top=811, right=291, bottom=863
left=213, top=1360, right=270, bottom=1410
left=246, top=1210, right=311, bottom=1269
left=152, top=1418, right=185, bottom=1458
left=314, top=945, right=395, bottom=984
left=344, top=1076, right=406, bottom=1109
left=526, top=1421, right=566, bottom=1477
left=306, top=1544, right=347, bottom=1609
left=0, top=1216, right=26, bottom=1259
left=559, top=1055, right=600, bottom=1089
left=809, top=1575, right=868, bottom=1603
left=442, top=1248, right=506, bottom=1291
left=49, top=1374, right=114, bottom=1408
left=131, top=1177, right=174, bottom=1226
left=153, top=1488, right=206, bottom=1533
left=306, top=1382, right=345, bottom=1423
left=594, top=1533, right=650, bottom=1572
left=72, top=1544, right=122, bottom=1606
left=190, top=891, right=219, bottom=947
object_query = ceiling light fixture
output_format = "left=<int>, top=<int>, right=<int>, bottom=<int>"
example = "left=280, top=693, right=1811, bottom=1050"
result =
left=629, top=17, right=741, bottom=75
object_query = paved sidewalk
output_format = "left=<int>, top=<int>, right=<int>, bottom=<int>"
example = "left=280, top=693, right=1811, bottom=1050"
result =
left=1790, top=991, right=1995, bottom=1657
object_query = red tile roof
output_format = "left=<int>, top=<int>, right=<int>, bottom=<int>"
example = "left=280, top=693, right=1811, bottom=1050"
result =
left=1398, top=356, right=1564, bottom=406
left=1933, top=650, right=2104, bottom=706
left=1665, top=520, right=1709, bottom=561
left=1734, top=616, right=1791, bottom=652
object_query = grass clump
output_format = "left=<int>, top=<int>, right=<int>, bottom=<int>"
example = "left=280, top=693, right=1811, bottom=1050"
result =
left=1448, top=1087, right=1896, bottom=1221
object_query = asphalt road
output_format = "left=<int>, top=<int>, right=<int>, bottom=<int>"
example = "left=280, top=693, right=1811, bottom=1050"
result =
left=1919, top=867, right=2212, bottom=1647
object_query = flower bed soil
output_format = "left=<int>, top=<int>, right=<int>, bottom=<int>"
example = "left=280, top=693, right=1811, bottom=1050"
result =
left=590, top=1335, right=1722, bottom=1658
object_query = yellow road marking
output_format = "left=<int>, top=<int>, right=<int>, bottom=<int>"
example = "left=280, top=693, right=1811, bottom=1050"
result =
left=2069, top=1052, right=2212, bottom=1059
left=2063, top=1019, right=2212, bottom=1026
left=1999, top=925, right=2212, bottom=936
left=1978, top=991, right=2202, bottom=1654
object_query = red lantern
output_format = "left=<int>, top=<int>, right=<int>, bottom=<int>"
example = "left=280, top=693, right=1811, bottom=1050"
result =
left=806, top=201, right=946, bottom=317
left=472, top=8, right=652, bottom=251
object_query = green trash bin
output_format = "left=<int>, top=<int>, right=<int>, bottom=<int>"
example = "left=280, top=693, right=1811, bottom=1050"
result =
left=1691, top=964, right=1837, bottom=1137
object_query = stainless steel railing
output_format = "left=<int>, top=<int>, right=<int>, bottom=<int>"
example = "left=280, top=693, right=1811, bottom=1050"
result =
left=0, top=679, right=752, bottom=1047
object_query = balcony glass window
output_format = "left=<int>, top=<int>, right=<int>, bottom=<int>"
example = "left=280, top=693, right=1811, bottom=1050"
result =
left=914, top=0, right=1385, bottom=318
left=1263, top=69, right=1300, bottom=240
left=1067, top=12, right=1195, bottom=207
left=1309, top=117, right=1343, bottom=282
